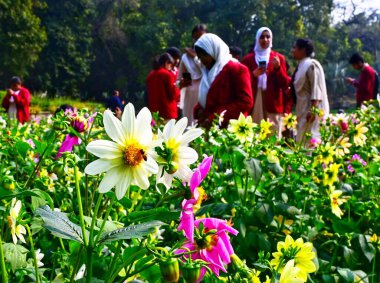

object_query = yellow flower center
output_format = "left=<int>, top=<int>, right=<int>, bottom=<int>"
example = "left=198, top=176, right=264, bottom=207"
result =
left=195, top=233, right=219, bottom=251
left=124, top=144, right=146, bottom=167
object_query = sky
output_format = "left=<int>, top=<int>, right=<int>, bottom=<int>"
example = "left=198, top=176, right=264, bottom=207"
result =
left=333, top=0, right=380, bottom=22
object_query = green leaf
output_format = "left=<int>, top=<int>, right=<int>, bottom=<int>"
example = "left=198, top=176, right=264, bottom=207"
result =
left=244, top=158, right=262, bottom=183
left=353, top=270, right=369, bottom=283
left=195, top=203, right=232, bottom=217
left=268, top=162, right=284, bottom=176
left=337, top=268, right=355, bottom=282
left=358, top=234, right=375, bottom=263
left=342, top=246, right=357, bottom=268
left=253, top=202, right=274, bottom=225
left=35, top=205, right=86, bottom=243
left=15, top=140, right=30, bottom=158
left=126, top=207, right=180, bottom=223
left=3, top=243, right=29, bottom=272
left=98, top=220, right=165, bottom=244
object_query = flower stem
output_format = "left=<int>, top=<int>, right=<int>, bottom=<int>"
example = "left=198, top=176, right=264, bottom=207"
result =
left=26, top=224, right=40, bottom=283
left=371, top=250, right=376, bottom=283
left=95, top=196, right=115, bottom=244
left=73, top=164, right=88, bottom=247
left=0, top=232, right=8, bottom=283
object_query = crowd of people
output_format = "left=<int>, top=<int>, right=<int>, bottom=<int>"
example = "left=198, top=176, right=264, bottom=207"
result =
left=2, top=24, right=378, bottom=145
left=145, top=24, right=379, bottom=144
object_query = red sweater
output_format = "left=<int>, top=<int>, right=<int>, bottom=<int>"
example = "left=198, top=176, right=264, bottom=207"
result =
left=146, top=68, right=180, bottom=119
left=241, top=51, right=290, bottom=113
left=195, top=60, right=253, bottom=127
left=352, top=64, right=376, bottom=106
left=2, top=86, right=31, bottom=124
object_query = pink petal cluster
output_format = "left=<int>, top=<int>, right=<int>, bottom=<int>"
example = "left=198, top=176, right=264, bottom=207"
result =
left=178, top=156, right=212, bottom=240
left=177, top=218, right=238, bottom=280
left=177, top=156, right=239, bottom=280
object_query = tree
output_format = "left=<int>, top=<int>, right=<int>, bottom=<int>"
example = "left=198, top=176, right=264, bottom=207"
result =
left=28, top=0, right=95, bottom=96
left=0, top=0, right=47, bottom=87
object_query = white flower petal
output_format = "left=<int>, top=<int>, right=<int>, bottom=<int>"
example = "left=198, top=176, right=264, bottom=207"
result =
left=180, top=128, right=203, bottom=145
left=86, top=140, right=123, bottom=159
left=163, top=119, right=175, bottom=138
left=173, top=117, right=188, bottom=137
left=115, top=169, right=132, bottom=200
left=177, top=147, right=198, bottom=164
left=85, top=158, right=122, bottom=175
left=143, top=157, right=159, bottom=174
left=175, top=165, right=193, bottom=182
left=157, top=171, right=174, bottom=189
left=134, top=167, right=150, bottom=189
left=121, top=103, right=135, bottom=138
left=103, top=110, right=127, bottom=145
left=135, top=107, right=153, bottom=142
left=98, top=166, right=123, bottom=193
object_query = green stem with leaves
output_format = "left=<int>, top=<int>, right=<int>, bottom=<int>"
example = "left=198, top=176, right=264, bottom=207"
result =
left=0, top=231, right=8, bottom=283
left=26, top=224, right=40, bottom=283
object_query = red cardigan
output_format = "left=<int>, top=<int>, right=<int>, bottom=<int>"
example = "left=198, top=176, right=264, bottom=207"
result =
left=2, top=86, right=31, bottom=124
left=194, top=60, right=253, bottom=127
left=146, top=68, right=180, bottom=119
left=241, top=51, right=290, bottom=113
left=352, top=64, right=376, bottom=106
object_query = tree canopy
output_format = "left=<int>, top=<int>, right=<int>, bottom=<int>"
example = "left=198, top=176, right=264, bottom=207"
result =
left=0, top=0, right=379, bottom=108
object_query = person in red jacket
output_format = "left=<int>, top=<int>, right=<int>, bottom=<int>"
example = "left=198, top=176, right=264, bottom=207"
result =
left=241, top=27, right=290, bottom=138
left=2, top=76, right=31, bottom=124
left=147, top=53, right=180, bottom=120
left=193, top=33, right=253, bottom=128
left=346, top=53, right=377, bottom=107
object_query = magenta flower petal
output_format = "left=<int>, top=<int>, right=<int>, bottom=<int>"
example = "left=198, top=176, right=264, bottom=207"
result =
left=190, top=170, right=202, bottom=193
left=199, top=156, right=213, bottom=179
left=178, top=199, right=195, bottom=242
left=57, top=135, right=80, bottom=158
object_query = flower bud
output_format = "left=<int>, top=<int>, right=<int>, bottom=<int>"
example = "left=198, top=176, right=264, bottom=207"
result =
left=182, top=263, right=201, bottom=283
left=159, top=258, right=179, bottom=283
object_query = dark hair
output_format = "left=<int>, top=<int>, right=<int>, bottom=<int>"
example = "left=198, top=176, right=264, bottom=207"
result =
left=349, top=53, right=364, bottom=65
left=54, top=104, right=73, bottom=116
left=229, top=46, right=242, bottom=57
left=192, top=24, right=208, bottom=36
left=158, top=53, right=175, bottom=67
left=194, top=45, right=210, bottom=57
left=166, top=47, right=181, bottom=60
left=295, top=38, right=314, bottom=57
left=10, top=76, right=22, bottom=85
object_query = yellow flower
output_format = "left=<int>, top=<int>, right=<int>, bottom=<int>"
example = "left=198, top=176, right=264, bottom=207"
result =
left=228, top=113, right=255, bottom=143
left=353, top=122, right=368, bottom=146
left=279, top=260, right=305, bottom=283
left=283, top=113, right=298, bottom=130
left=267, top=150, right=280, bottom=164
left=335, top=137, right=351, bottom=157
left=271, top=235, right=316, bottom=281
left=322, top=163, right=340, bottom=187
left=7, top=198, right=26, bottom=244
left=259, top=119, right=272, bottom=140
left=369, top=234, right=380, bottom=251
left=313, top=143, right=335, bottom=166
left=330, top=189, right=346, bottom=218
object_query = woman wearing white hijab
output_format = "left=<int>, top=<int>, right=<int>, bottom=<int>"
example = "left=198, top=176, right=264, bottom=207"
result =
left=291, top=38, right=329, bottom=144
left=193, top=33, right=253, bottom=128
left=242, top=27, right=290, bottom=138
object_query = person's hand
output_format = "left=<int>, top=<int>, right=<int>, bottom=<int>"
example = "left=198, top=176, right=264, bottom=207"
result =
left=253, top=67, right=266, bottom=78
left=6, top=89, right=14, bottom=96
left=272, top=56, right=280, bottom=70
left=345, top=77, right=354, bottom=84
left=179, top=78, right=192, bottom=89
left=184, top=47, right=196, bottom=58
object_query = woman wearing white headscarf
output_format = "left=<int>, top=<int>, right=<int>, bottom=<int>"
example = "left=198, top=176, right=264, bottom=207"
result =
left=242, top=27, right=290, bottom=138
left=193, top=33, right=253, bottom=128
left=291, top=38, right=329, bottom=144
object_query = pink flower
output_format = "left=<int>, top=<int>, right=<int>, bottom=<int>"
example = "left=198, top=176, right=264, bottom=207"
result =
left=178, top=156, right=213, bottom=240
left=177, top=218, right=238, bottom=280
left=309, top=137, right=322, bottom=148
left=57, top=135, right=81, bottom=158
left=347, top=164, right=355, bottom=173
left=340, top=121, right=348, bottom=132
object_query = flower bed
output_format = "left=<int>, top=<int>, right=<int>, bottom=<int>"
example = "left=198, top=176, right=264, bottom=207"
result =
left=0, top=100, right=379, bottom=282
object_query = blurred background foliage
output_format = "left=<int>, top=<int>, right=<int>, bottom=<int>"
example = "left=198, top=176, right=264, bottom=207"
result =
left=0, top=0, right=379, bottom=109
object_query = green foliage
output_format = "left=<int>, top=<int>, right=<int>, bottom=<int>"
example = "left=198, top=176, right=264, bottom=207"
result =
left=0, top=0, right=47, bottom=85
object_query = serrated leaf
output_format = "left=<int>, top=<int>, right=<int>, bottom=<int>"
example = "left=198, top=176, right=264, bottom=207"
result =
left=35, top=205, right=85, bottom=243
left=245, top=158, right=262, bottom=183
left=98, top=220, right=165, bottom=244
left=3, top=243, right=29, bottom=272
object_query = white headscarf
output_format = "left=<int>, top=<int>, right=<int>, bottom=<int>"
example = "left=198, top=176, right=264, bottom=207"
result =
left=195, top=33, right=232, bottom=108
left=254, top=27, right=273, bottom=90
